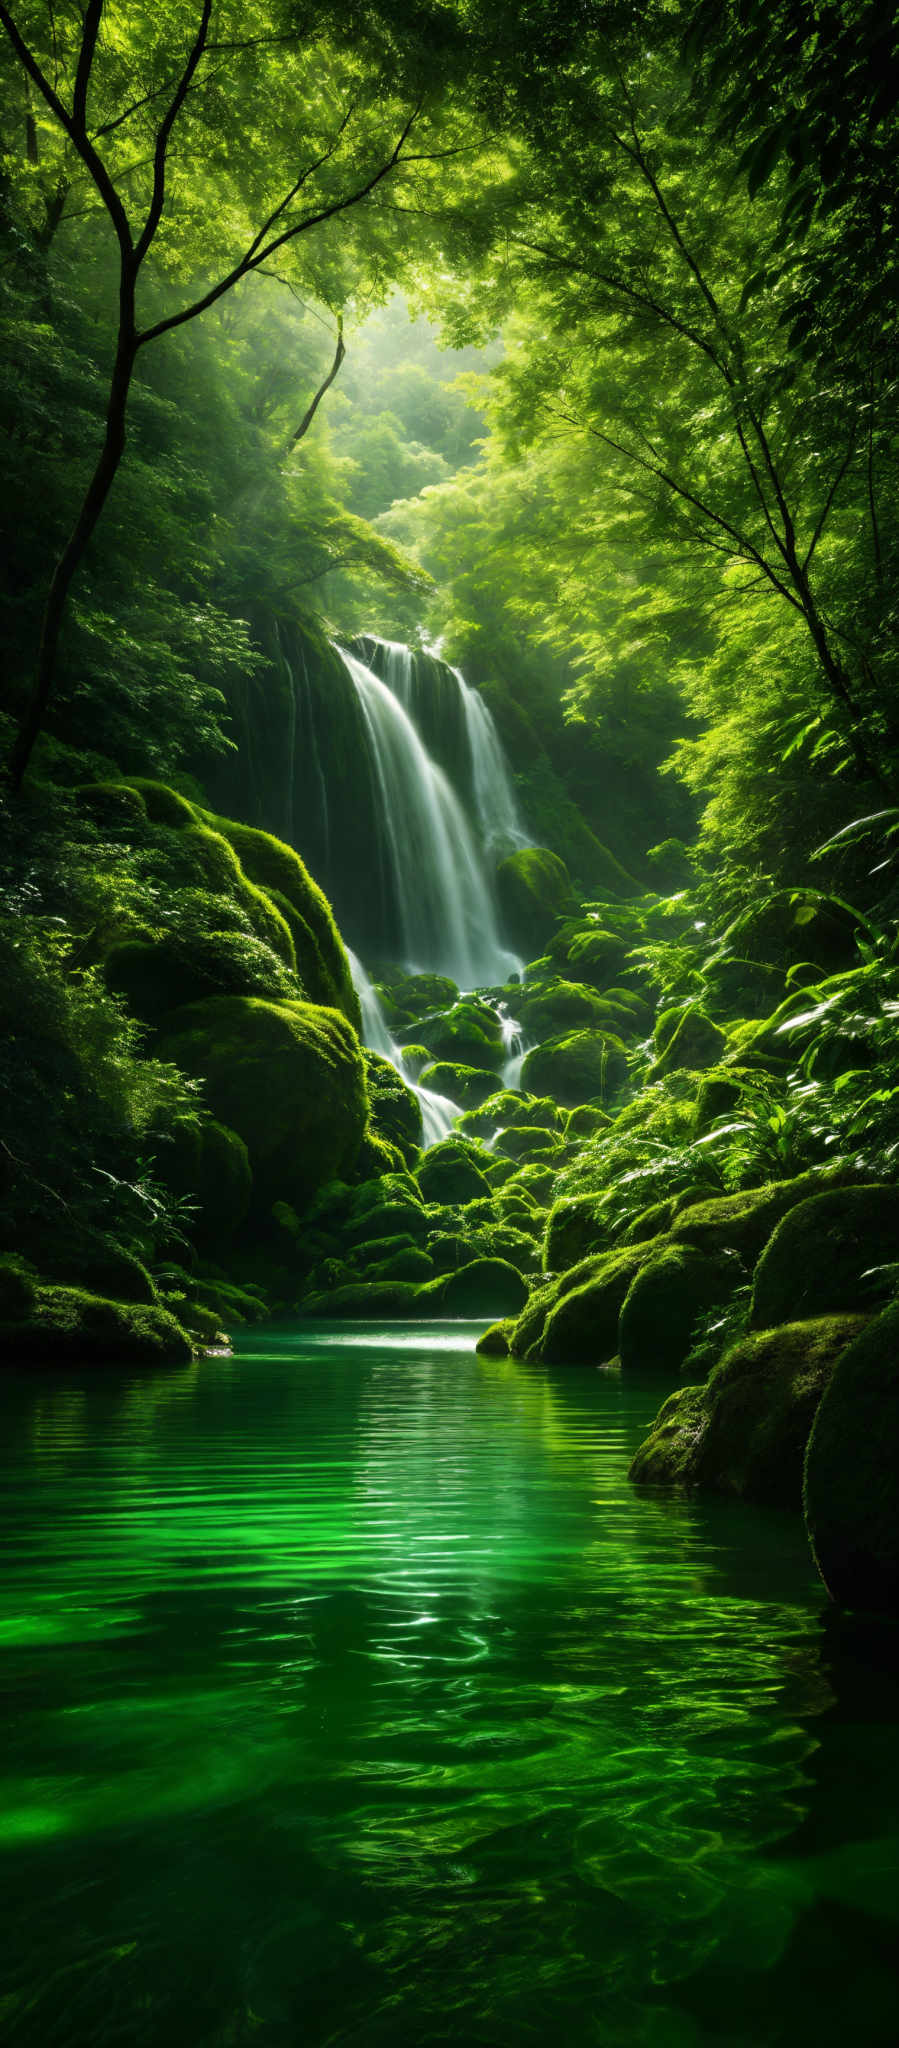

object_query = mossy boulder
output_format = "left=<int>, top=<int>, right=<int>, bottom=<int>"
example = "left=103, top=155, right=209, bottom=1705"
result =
left=650, top=1008, right=726, bottom=1079
left=418, top=1061, right=498, bottom=1109
left=459, top=1092, right=561, bottom=1138
left=521, top=1029, right=629, bottom=1109
left=414, top=1000, right=506, bottom=1073
left=564, top=1104, right=612, bottom=1140
left=105, top=929, right=300, bottom=1024
left=494, top=1125, right=562, bottom=1163
left=363, top=1051, right=423, bottom=1166
left=381, top=971, right=459, bottom=1020
left=477, top=1320, right=514, bottom=1357
left=496, top=848, right=575, bottom=954
left=618, top=1246, right=742, bottom=1375
left=1, top=1285, right=194, bottom=1366
left=39, top=1233, right=159, bottom=1307
left=416, top=1141, right=491, bottom=1206
left=751, top=1185, right=899, bottom=1329
left=519, top=979, right=615, bottom=1036
left=157, top=996, right=367, bottom=1213
left=544, top=1195, right=609, bottom=1274
left=511, top=1240, right=663, bottom=1365
left=548, top=928, right=629, bottom=991
left=345, top=1202, right=429, bottom=1248
left=203, top=810, right=360, bottom=1026
left=670, top=1172, right=841, bottom=1265
left=630, top=1316, right=867, bottom=1507
left=369, top=1245, right=434, bottom=1284
left=157, top=1116, right=253, bottom=1244
left=804, top=1303, right=899, bottom=1615
left=702, top=954, right=785, bottom=1019
left=399, top=1044, right=432, bottom=1079
left=441, top=1258, right=528, bottom=1316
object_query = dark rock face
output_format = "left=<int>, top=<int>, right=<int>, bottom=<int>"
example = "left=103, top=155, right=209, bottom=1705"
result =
left=804, top=1303, right=899, bottom=1616
left=618, top=1245, right=741, bottom=1375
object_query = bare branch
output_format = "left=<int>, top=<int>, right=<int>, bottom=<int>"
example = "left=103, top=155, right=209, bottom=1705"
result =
left=285, top=317, right=346, bottom=452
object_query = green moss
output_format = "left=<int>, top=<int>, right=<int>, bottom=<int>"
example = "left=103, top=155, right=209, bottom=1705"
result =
left=128, top=779, right=197, bottom=827
left=630, top=1315, right=867, bottom=1507
left=521, top=1029, right=629, bottom=1108
left=363, top=1051, right=423, bottom=1166
left=496, top=847, right=575, bottom=953
left=345, top=1203, right=429, bottom=1248
left=399, top=1044, right=432, bottom=1079
left=671, top=1172, right=840, bottom=1263
left=204, top=811, right=360, bottom=1026
left=476, top=1320, right=514, bottom=1358
left=1, top=1285, right=193, bottom=1366
left=650, top=1008, right=726, bottom=1079
left=750, top=1185, right=899, bottom=1329
left=458, top=1092, right=561, bottom=1138
left=369, top=1246, right=434, bottom=1283
left=417, top=1061, right=498, bottom=1108
left=440, top=1258, right=528, bottom=1316
left=157, top=995, right=367, bottom=1214
left=543, top=1195, right=610, bottom=1273
left=380, top=971, right=459, bottom=1019
left=538, top=1242, right=662, bottom=1366
left=719, top=889, right=867, bottom=973
left=622, top=1197, right=678, bottom=1245
left=417, top=1141, right=492, bottom=1205
left=548, top=928, right=629, bottom=991
left=106, top=930, right=299, bottom=1026
left=564, top=1104, right=613, bottom=1140
left=804, top=1303, right=899, bottom=1615
left=618, top=1245, right=741, bottom=1374
left=415, top=1001, right=506, bottom=1073
left=495, top=1125, right=562, bottom=1163
left=520, top=979, right=618, bottom=1036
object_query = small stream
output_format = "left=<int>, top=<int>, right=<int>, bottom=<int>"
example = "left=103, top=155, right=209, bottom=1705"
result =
left=1, top=1324, right=897, bottom=2047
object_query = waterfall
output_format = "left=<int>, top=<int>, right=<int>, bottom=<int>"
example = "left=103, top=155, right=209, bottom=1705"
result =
left=336, top=646, right=521, bottom=990
left=347, top=951, right=459, bottom=1149
left=452, top=669, right=530, bottom=858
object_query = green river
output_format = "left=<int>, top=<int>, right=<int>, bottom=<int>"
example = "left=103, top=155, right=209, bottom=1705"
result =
left=1, top=1321, right=897, bottom=2046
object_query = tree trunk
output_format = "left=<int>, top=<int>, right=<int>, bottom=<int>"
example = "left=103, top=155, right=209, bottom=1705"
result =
left=6, top=318, right=137, bottom=790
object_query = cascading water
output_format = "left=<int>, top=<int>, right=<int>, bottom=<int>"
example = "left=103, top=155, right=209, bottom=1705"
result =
left=347, top=951, right=459, bottom=1149
left=336, top=646, right=521, bottom=990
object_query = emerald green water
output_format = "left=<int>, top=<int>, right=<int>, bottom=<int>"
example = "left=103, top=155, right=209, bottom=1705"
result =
left=1, top=1322, right=897, bottom=2046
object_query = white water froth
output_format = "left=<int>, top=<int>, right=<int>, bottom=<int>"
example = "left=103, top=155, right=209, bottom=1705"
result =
left=348, top=950, right=459, bottom=1149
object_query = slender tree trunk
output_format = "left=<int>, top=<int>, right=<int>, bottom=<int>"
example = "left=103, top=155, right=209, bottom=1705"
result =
left=6, top=294, right=137, bottom=790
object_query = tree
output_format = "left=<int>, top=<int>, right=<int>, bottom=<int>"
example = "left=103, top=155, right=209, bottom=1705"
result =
left=0, top=0, right=474, bottom=786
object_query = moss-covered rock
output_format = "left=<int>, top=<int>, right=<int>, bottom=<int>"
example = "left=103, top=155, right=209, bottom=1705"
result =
left=670, top=1172, right=841, bottom=1264
left=458, top=1092, right=562, bottom=1138
left=414, top=1000, right=506, bottom=1073
left=399, top=1044, right=432, bottom=1079
left=417, top=1061, right=498, bottom=1109
left=547, top=927, right=629, bottom=991
left=496, top=847, right=575, bottom=954
left=803, top=1303, right=899, bottom=1615
left=650, top=1008, right=726, bottom=1079
left=416, top=1141, right=491, bottom=1206
left=104, top=929, right=300, bottom=1024
left=441, top=1258, right=528, bottom=1316
left=630, top=1315, right=867, bottom=1507
left=510, top=1240, right=663, bottom=1364
left=345, top=1202, right=429, bottom=1248
left=494, top=1125, right=562, bottom=1163
left=477, top=1320, right=514, bottom=1357
left=618, top=1245, right=742, bottom=1374
left=363, top=1051, right=423, bottom=1167
left=1, top=1284, right=194, bottom=1366
left=751, top=1185, right=899, bottom=1329
left=544, top=1195, right=609, bottom=1274
left=564, top=1104, right=613, bottom=1140
left=521, top=1029, right=629, bottom=1108
left=369, top=1245, right=434, bottom=1283
left=203, top=811, right=360, bottom=1026
left=380, top=971, right=459, bottom=1019
left=519, top=979, right=617, bottom=1036
left=157, top=995, right=367, bottom=1214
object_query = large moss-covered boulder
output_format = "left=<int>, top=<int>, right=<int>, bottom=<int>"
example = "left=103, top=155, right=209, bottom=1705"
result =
left=418, top=1061, right=498, bottom=1109
left=379, top=971, right=459, bottom=1020
left=544, top=1195, right=609, bottom=1274
left=104, top=929, right=299, bottom=1024
left=0, top=1284, right=194, bottom=1366
left=670, top=1172, right=841, bottom=1264
left=203, top=810, right=360, bottom=1026
left=440, top=1259, right=528, bottom=1316
left=157, top=996, right=367, bottom=1213
left=496, top=848, right=575, bottom=954
left=521, top=1029, right=628, bottom=1108
left=618, top=1245, right=741, bottom=1374
left=804, top=1304, right=899, bottom=1615
left=547, top=927, right=629, bottom=991
left=363, top=1051, right=423, bottom=1167
left=519, top=979, right=616, bottom=1036
left=564, top=1104, right=612, bottom=1140
left=751, top=1186, right=899, bottom=1329
left=630, top=1315, right=867, bottom=1507
left=494, top=1125, right=562, bottom=1163
left=511, top=1240, right=662, bottom=1364
left=417, top=1140, right=491, bottom=1206
left=459, top=1092, right=561, bottom=1138
left=414, top=1000, right=506, bottom=1073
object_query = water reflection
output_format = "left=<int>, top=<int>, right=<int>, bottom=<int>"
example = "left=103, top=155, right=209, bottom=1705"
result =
left=0, top=1325, right=897, bottom=2046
